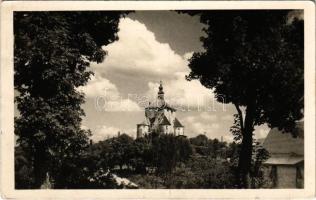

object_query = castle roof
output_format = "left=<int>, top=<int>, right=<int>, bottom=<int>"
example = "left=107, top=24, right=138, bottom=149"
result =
left=159, top=103, right=176, bottom=112
left=174, top=118, right=184, bottom=127
left=159, top=115, right=171, bottom=126
left=145, top=102, right=176, bottom=112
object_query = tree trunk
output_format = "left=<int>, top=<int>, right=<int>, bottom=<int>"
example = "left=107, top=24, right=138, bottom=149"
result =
left=238, top=127, right=253, bottom=188
left=237, top=104, right=255, bottom=188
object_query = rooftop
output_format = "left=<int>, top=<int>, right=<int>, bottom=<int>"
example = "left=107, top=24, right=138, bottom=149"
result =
left=264, top=154, right=303, bottom=165
left=174, top=118, right=184, bottom=127
left=262, top=123, right=304, bottom=156
left=159, top=115, right=171, bottom=126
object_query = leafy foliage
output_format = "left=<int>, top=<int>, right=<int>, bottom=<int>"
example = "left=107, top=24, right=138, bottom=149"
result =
left=227, top=137, right=270, bottom=188
left=151, top=134, right=193, bottom=174
left=249, top=141, right=270, bottom=188
left=16, top=128, right=246, bottom=189
left=186, top=10, right=303, bottom=132
left=230, top=114, right=243, bottom=142
left=14, top=11, right=127, bottom=188
left=190, top=134, right=227, bottom=158
left=127, top=155, right=236, bottom=189
left=87, top=133, right=240, bottom=189
left=90, top=133, right=193, bottom=175
left=187, top=11, right=303, bottom=129
left=15, top=146, right=35, bottom=189
left=184, top=10, right=303, bottom=187
left=130, top=137, right=153, bottom=173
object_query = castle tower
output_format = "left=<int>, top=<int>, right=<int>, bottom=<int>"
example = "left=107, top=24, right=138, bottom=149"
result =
left=137, top=81, right=185, bottom=138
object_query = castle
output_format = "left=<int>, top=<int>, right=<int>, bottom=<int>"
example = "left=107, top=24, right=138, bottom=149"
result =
left=136, top=82, right=184, bottom=138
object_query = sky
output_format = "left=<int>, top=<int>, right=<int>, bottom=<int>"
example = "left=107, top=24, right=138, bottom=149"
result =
left=78, top=11, right=270, bottom=142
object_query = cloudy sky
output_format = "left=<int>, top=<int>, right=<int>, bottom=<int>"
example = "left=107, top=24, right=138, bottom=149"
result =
left=79, top=11, right=270, bottom=142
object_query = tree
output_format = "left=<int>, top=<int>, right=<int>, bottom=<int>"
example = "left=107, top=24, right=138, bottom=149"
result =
left=115, top=134, right=134, bottom=169
left=150, top=134, right=193, bottom=174
left=190, top=134, right=208, bottom=146
left=14, top=11, right=127, bottom=188
left=175, top=136, right=193, bottom=162
left=89, top=139, right=114, bottom=170
left=15, top=146, right=35, bottom=188
left=184, top=156, right=235, bottom=188
left=250, top=141, right=269, bottom=188
left=185, top=10, right=303, bottom=187
left=130, top=137, right=152, bottom=173
left=189, top=134, right=209, bottom=156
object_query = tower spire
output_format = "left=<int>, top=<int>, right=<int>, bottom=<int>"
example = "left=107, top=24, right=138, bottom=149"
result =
left=157, top=81, right=165, bottom=106
left=158, top=81, right=164, bottom=98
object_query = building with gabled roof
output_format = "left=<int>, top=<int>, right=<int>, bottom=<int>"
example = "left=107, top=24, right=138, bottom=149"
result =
left=262, top=121, right=304, bottom=188
left=136, top=81, right=185, bottom=138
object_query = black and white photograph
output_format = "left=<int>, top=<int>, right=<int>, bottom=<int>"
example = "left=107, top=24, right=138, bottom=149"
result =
left=1, top=1, right=315, bottom=199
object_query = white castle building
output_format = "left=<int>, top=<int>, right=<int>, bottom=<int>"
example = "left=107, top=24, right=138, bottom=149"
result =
left=136, top=82, right=184, bottom=138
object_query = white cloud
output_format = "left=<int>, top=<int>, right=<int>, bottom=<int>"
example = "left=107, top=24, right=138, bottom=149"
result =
left=94, top=18, right=188, bottom=78
left=192, top=122, right=220, bottom=134
left=89, top=17, right=218, bottom=110
left=147, top=73, right=215, bottom=109
left=91, top=125, right=120, bottom=142
left=100, top=98, right=142, bottom=112
left=77, top=73, right=119, bottom=98
left=223, top=135, right=234, bottom=143
left=78, top=72, right=142, bottom=111
left=80, top=16, right=240, bottom=143
left=91, top=125, right=136, bottom=142
left=183, top=115, right=220, bottom=136
left=183, top=116, right=195, bottom=124
left=221, top=114, right=233, bottom=121
left=183, top=52, right=194, bottom=60
left=200, top=112, right=217, bottom=121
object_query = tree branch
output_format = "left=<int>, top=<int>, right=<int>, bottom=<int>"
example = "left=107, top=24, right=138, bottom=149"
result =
left=234, top=103, right=244, bottom=134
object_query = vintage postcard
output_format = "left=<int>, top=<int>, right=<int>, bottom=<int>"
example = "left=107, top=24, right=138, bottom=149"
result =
left=0, top=1, right=315, bottom=199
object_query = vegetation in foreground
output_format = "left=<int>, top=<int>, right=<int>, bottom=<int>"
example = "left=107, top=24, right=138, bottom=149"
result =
left=16, top=133, right=269, bottom=189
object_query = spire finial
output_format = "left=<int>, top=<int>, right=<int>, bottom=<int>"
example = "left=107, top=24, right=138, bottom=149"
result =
left=158, top=80, right=164, bottom=94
